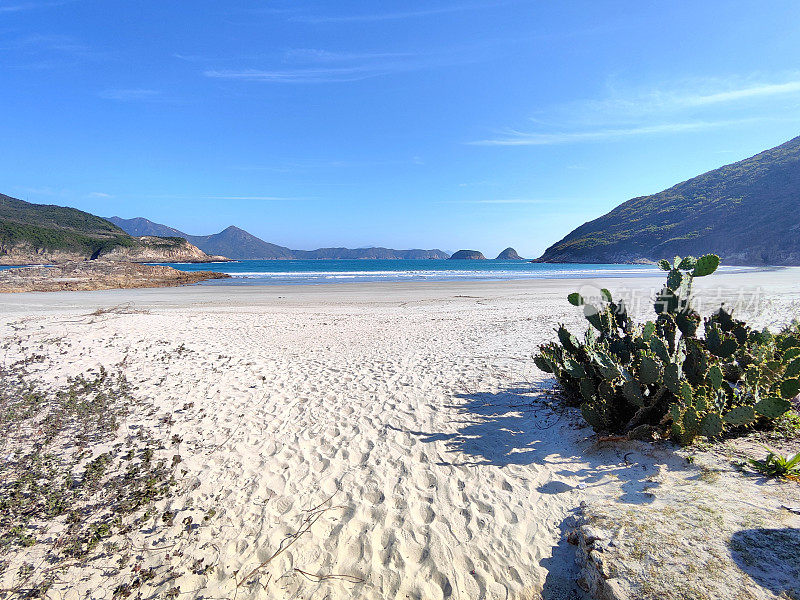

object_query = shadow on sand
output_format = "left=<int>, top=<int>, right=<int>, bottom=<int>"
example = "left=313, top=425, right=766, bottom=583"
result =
left=392, top=384, right=689, bottom=600
left=394, top=385, right=674, bottom=503
left=730, top=527, right=800, bottom=597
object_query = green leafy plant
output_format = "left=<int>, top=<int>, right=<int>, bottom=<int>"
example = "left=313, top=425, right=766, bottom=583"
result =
left=747, top=447, right=800, bottom=478
left=535, top=254, right=800, bottom=444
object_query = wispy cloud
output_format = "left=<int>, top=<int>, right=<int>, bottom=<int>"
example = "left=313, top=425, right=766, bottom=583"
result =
left=289, top=1, right=508, bottom=24
left=577, top=75, right=800, bottom=118
left=443, top=198, right=548, bottom=204
left=204, top=49, right=463, bottom=83
left=198, top=33, right=531, bottom=85
left=473, top=74, right=800, bottom=146
left=677, top=79, right=800, bottom=107
left=282, top=48, right=415, bottom=62
left=471, top=119, right=764, bottom=146
left=0, top=0, right=73, bottom=13
left=205, top=65, right=407, bottom=83
left=232, top=156, right=422, bottom=172
left=88, top=192, right=112, bottom=198
left=98, top=88, right=162, bottom=101
left=141, top=194, right=304, bottom=202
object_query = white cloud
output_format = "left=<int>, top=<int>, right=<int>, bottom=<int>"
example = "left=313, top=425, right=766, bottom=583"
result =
left=574, top=75, right=800, bottom=120
left=470, top=119, right=763, bottom=146
left=88, top=192, right=112, bottom=198
left=141, top=194, right=304, bottom=201
left=204, top=50, right=460, bottom=83
left=0, top=0, right=72, bottom=13
left=201, top=36, right=512, bottom=85
left=204, top=65, right=399, bottom=83
left=443, top=198, right=548, bottom=204
left=289, top=2, right=508, bottom=24
left=679, top=79, right=800, bottom=106
left=473, top=73, right=800, bottom=147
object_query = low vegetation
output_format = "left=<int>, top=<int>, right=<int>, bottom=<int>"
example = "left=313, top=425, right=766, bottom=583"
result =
left=0, top=221, right=135, bottom=257
left=0, top=354, right=213, bottom=598
left=535, top=253, right=800, bottom=445
left=747, top=447, right=800, bottom=479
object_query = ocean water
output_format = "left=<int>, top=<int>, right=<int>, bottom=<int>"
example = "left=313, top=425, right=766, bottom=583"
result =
left=152, top=259, right=666, bottom=285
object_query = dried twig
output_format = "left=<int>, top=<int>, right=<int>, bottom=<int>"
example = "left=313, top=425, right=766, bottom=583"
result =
left=235, top=492, right=342, bottom=588
left=293, top=568, right=364, bottom=584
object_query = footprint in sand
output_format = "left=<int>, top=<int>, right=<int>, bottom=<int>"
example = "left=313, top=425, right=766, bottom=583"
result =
left=364, top=487, right=385, bottom=505
left=273, top=496, right=294, bottom=515
left=412, top=503, right=436, bottom=524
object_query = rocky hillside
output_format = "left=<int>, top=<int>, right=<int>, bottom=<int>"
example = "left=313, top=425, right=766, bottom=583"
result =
left=496, top=247, right=523, bottom=260
left=0, top=195, right=223, bottom=265
left=102, top=236, right=228, bottom=263
left=109, top=216, right=450, bottom=260
left=536, top=135, right=800, bottom=265
left=449, top=250, right=486, bottom=260
left=0, top=261, right=229, bottom=293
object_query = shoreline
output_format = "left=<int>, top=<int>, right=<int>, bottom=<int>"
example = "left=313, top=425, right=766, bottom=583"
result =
left=191, top=263, right=776, bottom=286
left=1, top=266, right=796, bottom=312
left=0, top=260, right=788, bottom=297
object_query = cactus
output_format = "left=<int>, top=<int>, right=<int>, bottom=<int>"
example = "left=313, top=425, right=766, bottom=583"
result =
left=535, top=253, right=799, bottom=445
left=754, top=396, right=792, bottom=418
left=723, top=405, right=756, bottom=426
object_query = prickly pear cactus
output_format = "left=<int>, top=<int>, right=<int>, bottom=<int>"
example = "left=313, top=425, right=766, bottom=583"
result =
left=535, top=253, right=798, bottom=445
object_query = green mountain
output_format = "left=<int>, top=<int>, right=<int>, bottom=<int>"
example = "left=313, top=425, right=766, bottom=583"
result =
left=1, top=194, right=135, bottom=261
left=0, top=195, right=219, bottom=265
left=537, top=135, right=800, bottom=265
left=106, top=216, right=187, bottom=238
left=186, top=226, right=295, bottom=260
left=449, top=250, right=486, bottom=260
left=496, top=247, right=523, bottom=260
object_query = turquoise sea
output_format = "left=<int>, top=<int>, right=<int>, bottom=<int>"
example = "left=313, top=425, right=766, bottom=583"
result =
left=152, top=259, right=665, bottom=285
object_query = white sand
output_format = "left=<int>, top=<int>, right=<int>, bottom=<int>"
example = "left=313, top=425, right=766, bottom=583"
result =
left=1, top=269, right=798, bottom=599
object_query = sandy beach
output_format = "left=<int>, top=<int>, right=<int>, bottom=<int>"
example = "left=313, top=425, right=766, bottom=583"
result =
left=1, top=269, right=798, bottom=599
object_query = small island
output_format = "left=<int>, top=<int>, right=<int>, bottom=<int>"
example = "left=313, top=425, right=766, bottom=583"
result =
left=496, top=247, right=523, bottom=260
left=449, top=249, right=486, bottom=260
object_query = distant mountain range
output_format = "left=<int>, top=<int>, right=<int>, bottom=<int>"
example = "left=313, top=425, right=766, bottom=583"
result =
left=537, top=134, right=800, bottom=265
left=107, top=216, right=450, bottom=260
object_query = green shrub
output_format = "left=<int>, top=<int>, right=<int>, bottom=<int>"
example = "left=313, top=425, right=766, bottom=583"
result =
left=535, top=254, right=799, bottom=444
left=747, top=447, right=800, bottom=478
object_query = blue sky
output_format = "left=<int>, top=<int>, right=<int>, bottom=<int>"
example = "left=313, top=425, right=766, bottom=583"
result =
left=2, top=0, right=800, bottom=257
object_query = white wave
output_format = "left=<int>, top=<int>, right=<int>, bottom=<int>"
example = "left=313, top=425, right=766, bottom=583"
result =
left=223, top=267, right=665, bottom=280
left=204, top=264, right=756, bottom=284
